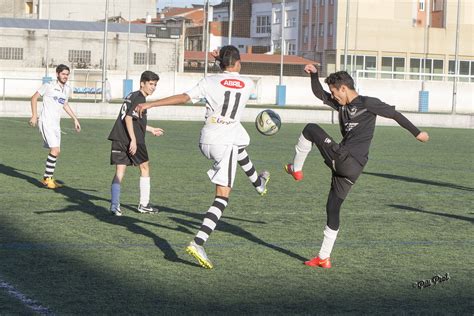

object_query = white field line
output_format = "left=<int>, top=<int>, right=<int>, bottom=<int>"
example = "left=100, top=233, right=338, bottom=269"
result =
left=0, top=277, right=54, bottom=315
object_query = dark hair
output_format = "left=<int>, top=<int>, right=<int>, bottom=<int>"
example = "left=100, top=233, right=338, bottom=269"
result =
left=324, top=71, right=355, bottom=90
left=140, top=70, right=160, bottom=83
left=216, top=45, right=240, bottom=70
left=56, top=64, right=70, bottom=74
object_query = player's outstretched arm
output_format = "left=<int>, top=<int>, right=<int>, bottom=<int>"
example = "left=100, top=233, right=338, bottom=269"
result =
left=29, top=92, right=40, bottom=127
left=136, top=93, right=191, bottom=117
left=416, top=131, right=429, bottom=142
left=146, top=126, right=164, bottom=137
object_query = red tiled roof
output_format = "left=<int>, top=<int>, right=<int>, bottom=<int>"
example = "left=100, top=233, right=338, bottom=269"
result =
left=184, top=51, right=319, bottom=65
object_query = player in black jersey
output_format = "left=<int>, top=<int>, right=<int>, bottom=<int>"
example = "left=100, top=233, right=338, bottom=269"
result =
left=285, top=65, right=429, bottom=268
left=107, top=71, right=164, bottom=216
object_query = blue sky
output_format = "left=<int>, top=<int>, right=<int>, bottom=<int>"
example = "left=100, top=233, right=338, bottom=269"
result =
left=157, top=0, right=222, bottom=10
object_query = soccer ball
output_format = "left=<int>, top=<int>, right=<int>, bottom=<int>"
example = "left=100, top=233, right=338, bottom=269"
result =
left=255, top=109, right=281, bottom=136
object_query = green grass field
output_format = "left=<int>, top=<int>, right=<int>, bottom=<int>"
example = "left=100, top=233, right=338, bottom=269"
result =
left=0, top=117, right=472, bottom=314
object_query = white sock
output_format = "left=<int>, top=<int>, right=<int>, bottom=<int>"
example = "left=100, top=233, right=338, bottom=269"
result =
left=318, top=225, right=339, bottom=259
left=293, top=134, right=312, bottom=171
left=111, top=182, right=121, bottom=207
left=139, top=176, right=151, bottom=206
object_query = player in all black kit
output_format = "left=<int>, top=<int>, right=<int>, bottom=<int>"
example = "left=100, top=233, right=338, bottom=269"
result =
left=108, top=71, right=164, bottom=216
left=285, top=64, right=430, bottom=268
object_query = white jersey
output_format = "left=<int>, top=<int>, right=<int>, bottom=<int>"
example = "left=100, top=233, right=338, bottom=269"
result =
left=185, top=71, right=255, bottom=145
left=37, top=81, right=71, bottom=128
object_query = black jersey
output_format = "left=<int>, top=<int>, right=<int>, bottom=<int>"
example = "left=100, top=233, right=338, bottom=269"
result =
left=108, top=91, right=148, bottom=144
left=310, top=72, right=420, bottom=165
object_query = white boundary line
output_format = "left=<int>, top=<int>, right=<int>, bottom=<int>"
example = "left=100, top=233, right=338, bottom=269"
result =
left=0, top=277, right=54, bottom=315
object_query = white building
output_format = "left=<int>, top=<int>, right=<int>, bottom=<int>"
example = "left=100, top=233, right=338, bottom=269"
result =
left=250, top=0, right=300, bottom=55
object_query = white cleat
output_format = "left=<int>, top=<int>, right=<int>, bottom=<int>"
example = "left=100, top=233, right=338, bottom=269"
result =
left=110, top=204, right=122, bottom=216
left=255, top=170, right=270, bottom=196
left=137, top=203, right=159, bottom=214
left=186, top=241, right=213, bottom=269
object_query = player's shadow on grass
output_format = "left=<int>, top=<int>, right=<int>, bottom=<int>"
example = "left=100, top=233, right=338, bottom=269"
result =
left=389, top=204, right=474, bottom=224
left=363, top=171, right=473, bottom=192
left=36, top=186, right=200, bottom=267
left=0, top=163, right=197, bottom=266
left=0, top=163, right=43, bottom=187
left=162, top=206, right=307, bottom=262
left=2, top=163, right=305, bottom=264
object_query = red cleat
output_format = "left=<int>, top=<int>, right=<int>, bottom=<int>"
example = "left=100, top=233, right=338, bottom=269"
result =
left=284, top=164, right=304, bottom=181
left=304, top=256, right=331, bottom=268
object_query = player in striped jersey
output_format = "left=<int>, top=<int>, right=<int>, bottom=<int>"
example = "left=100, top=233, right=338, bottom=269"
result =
left=136, top=45, right=269, bottom=269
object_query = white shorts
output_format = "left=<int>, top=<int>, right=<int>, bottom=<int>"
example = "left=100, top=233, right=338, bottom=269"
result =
left=39, top=121, right=61, bottom=148
left=200, top=143, right=238, bottom=188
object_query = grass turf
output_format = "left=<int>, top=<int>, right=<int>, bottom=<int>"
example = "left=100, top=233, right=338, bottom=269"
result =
left=0, top=117, right=472, bottom=314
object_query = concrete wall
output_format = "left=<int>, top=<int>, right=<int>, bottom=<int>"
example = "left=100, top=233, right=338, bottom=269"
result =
left=0, top=67, right=472, bottom=113
left=2, top=100, right=472, bottom=129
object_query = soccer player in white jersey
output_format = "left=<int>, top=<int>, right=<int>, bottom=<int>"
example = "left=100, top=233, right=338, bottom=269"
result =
left=136, top=45, right=269, bottom=269
left=30, top=64, right=81, bottom=189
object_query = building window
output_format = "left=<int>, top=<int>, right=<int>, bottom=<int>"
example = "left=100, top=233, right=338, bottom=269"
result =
left=303, top=26, right=309, bottom=44
left=304, top=0, right=310, bottom=11
left=340, top=54, right=377, bottom=78
left=410, top=58, right=444, bottom=80
left=274, top=11, right=281, bottom=24
left=0, top=47, right=23, bottom=60
left=419, top=0, right=425, bottom=11
left=328, top=22, right=333, bottom=36
left=287, top=42, right=296, bottom=55
left=320, top=0, right=325, bottom=6
left=381, top=57, right=405, bottom=79
left=286, top=17, right=296, bottom=28
left=134, top=52, right=156, bottom=65
left=256, top=16, right=271, bottom=34
left=319, top=23, right=324, bottom=37
left=273, top=41, right=281, bottom=52
left=329, top=0, right=334, bottom=5
left=68, top=50, right=91, bottom=63
left=449, top=60, right=474, bottom=82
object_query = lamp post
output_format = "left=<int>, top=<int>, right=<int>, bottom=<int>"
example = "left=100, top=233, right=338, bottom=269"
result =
left=452, top=0, right=461, bottom=114
left=123, top=0, right=133, bottom=98
left=126, top=0, right=131, bottom=80
left=343, top=0, right=350, bottom=71
left=228, top=0, right=233, bottom=45
left=276, top=0, right=286, bottom=106
left=101, top=0, right=109, bottom=103
left=204, top=0, right=210, bottom=77
left=43, top=0, right=51, bottom=82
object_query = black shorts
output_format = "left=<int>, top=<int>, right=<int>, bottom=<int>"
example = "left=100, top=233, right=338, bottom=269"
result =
left=110, top=141, right=149, bottom=166
left=302, top=124, right=364, bottom=199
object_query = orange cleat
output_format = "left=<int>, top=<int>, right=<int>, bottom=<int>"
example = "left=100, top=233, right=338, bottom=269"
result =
left=304, top=256, right=331, bottom=268
left=284, top=164, right=304, bottom=181
left=41, top=177, right=63, bottom=189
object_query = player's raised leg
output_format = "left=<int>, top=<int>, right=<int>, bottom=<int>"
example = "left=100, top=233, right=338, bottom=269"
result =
left=237, top=147, right=270, bottom=195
